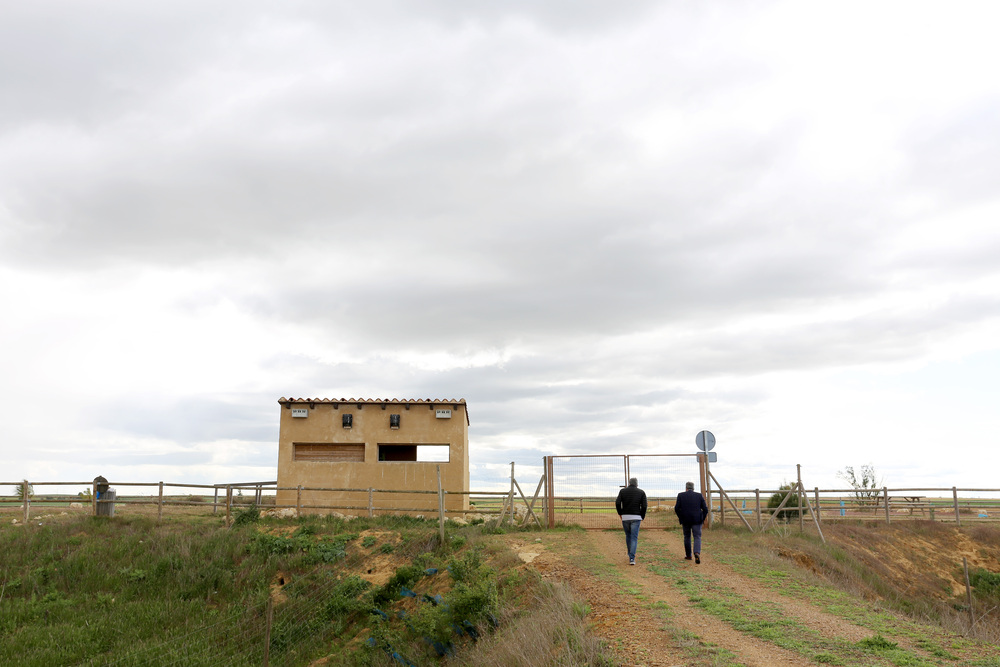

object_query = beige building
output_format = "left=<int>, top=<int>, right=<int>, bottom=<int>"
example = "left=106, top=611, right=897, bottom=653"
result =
left=276, top=397, right=470, bottom=515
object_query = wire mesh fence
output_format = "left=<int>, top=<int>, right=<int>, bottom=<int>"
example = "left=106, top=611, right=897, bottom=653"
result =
left=544, top=454, right=702, bottom=529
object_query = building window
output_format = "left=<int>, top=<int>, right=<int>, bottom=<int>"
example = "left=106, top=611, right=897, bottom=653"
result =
left=293, top=443, right=365, bottom=462
left=342, top=414, right=353, bottom=428
left=389, top=414, right=401, bottom=429
left=377, top=444, right=450, bottom=462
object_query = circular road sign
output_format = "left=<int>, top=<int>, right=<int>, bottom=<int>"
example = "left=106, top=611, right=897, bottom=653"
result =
left=695, top=430, right=716, bottom=452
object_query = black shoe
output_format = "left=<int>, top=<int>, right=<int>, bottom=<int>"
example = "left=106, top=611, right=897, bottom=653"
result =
left=684, top=555, right=692, bottom=560
left=695, top=553, right=700, bottom=564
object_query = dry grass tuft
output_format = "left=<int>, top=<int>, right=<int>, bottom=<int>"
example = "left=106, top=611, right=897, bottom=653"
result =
left=452, top=579, right=612, bottom=666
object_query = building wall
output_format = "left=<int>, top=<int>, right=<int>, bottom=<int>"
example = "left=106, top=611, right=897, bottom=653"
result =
left=276, top=398, right=470, bottom=515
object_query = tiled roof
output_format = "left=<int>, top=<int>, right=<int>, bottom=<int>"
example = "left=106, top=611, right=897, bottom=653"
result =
left=278, top=397, right=466, bottom=405
left=277, top=397, right=469, bottom=423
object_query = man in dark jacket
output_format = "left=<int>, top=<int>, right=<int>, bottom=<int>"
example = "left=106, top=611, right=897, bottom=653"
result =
left=615, top=477, right=647, bottom=565
left=674, top=481, right=709, bottom=563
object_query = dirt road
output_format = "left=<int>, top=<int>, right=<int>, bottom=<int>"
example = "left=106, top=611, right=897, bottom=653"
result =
left=509, top=528, right=877, bottom=667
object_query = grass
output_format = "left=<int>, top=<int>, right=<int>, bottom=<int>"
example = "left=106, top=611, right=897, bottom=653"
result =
left=0, top=513, right=615, bottom=666
left=690, top=524, right=1000, bottom=664
left=707, top=522, right=1000, bottom=645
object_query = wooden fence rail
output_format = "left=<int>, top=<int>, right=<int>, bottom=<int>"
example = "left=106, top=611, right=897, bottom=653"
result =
left=711, top=486, right=1000, bottom=528
left=0, top=479, right=538, bottom=526
left=5, top=480, right=997, bottom=529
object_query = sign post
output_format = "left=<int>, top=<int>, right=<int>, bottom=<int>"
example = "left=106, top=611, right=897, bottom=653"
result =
left=696, top=430, right=716, bottom=526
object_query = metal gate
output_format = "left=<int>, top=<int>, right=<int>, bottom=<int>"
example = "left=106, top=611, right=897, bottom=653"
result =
left=543, top=453, right=704, bottom=529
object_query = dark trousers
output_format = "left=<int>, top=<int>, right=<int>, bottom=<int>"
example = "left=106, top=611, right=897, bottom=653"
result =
left=682, top=523, right=703, bottom=557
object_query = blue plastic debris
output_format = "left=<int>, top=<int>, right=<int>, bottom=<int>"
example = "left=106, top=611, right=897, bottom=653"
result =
left=390, top=651, right=416, bottom=666
left=422, top=593, right=444, bottom=606
left=370, top=609, right=388, bottom=620
left=424, top=567, right=438, bottom=575
left=430, top=640, right=453, bottom=656
left=400, top=586, right=417, bottom=598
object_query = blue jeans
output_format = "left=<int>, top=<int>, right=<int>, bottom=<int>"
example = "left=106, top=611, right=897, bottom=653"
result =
left=621, top=520, right=641, bottom=561
left=682, top=523, right=703, bottom=557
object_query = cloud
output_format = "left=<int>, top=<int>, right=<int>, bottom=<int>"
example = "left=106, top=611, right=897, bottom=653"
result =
left=2, top=1, right=1000, bottom=491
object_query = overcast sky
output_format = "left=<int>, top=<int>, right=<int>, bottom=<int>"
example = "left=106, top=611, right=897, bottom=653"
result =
left=3, top=1, right=999, bottom=496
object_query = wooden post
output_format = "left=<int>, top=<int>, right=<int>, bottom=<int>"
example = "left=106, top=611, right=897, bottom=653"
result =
left=436, top=466, right=445, bottom=542
left=720, top=490, right=726, bottom=526
left=545, top=456, right=555, bottom=529
left=883, top=487, right=890, bottom=524
left=814, top=487, right=821, bottom=524
left=368, top=488, right=374, bottom=518
left=796, top=465, right=804, bottom=533
left=226, top=486, right=232, bottom=526
left=158, top=482, right=164, bottom=522
left=798, top=482, right=826, bottom=544
left=519, top=476, right=545, bottom=528
left=953, top=487, right=961, bottom=526
left=263, top=596, right=274, bottom=667
left=213, top=487, right=219, bottom=514
left=508, top=462, right=516, bottom=525
left=755, top=489, right=761, bottom=530
left=22, top=479, right=29, bottom=524
left=698, top=453, right=711, bottom=527
left=963, top=557, right=974, bottom=631
left=92, top=481, right=98, bottom=517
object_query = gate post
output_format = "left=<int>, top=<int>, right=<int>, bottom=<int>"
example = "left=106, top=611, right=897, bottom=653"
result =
left=697, top=453, right=711, bottom=526
left=545, top=456, right=555, bottom=529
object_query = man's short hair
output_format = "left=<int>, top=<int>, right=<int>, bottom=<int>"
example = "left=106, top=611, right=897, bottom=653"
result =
left=629, top=477, right=638, bottom=487
left=685, top=481, right=695, bottom=490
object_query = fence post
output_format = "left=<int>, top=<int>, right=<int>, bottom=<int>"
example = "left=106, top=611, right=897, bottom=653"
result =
left=963, top=557, right=975, bottom=630
left=814, top=487, right=821, bottom=524
left=755, top=489, right=761, bottom=530
left=883, top=487, right=890, bottom=524
left=437, top=465, right=445, bottom=542
left=953, top=487, right=961, bottom=526
left=22, top=479, right=30, bottom=524
left=545, top=456, right=555, bottom=529
left=368, top=488, right=374, bottom=518
left=226, top=485, right=232, bottom=526
left=797, top=465, right=805, bottom=533
left=92, top=481, right=98, bottom=517
left=509, top=462, right=516, bottom=525
left=213, top=487, right=219, bottom=514
left=158, top=482, right=164, bottom=522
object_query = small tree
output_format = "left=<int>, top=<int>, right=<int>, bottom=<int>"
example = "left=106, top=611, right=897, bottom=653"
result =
left=768, top=483, right=800, bottom=522
left=14, top=482, right=33, bottom=500
left=79, top=488, right=93, bottom=501
left=838, top=464, right=883, bottom=507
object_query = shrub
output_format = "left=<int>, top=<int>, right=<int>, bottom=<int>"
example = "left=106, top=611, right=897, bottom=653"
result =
left=768, top=484, right=800, bottom=522
left=970, top=569, right=1000, bottom=596
left=372, top=565, right=424, bottom=608
left=232, top=506, right=260, bottom=526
